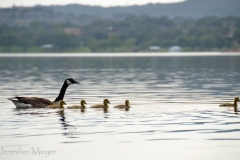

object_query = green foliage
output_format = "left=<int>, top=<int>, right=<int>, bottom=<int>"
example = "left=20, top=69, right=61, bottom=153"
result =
left=107, top=34, right=121, bottom=51
left=124, top=38, right=136, bottom=48
left=0, top=16, right=240, bottom=52
left=0, top=33, right=17, bottom=51
left=87, top=38, right=99, bottom=52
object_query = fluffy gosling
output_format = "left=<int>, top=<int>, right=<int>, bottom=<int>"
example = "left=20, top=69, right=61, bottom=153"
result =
left=114, top=100, right=130, bottom=109
left=219, top=97, right=239, bottom=107
left=68, top=100, right=87, bottom=109
left=46, top=100, right=66, bottom=109
left=90, top=99, right=110, bottom=108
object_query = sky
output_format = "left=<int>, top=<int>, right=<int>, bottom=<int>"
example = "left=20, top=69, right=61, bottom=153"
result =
left=0, top=0, right=186, bottom=8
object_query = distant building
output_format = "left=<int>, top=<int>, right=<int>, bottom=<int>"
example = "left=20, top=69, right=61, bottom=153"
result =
left=41, top=44, right=54, bottom=49
left=64, top=28, right=81, bottom=35
left=168, top=45, right=182, bottom=52
left=108, top=26, right=113, bottom=31
left=149, top=46, right=160, bottom=50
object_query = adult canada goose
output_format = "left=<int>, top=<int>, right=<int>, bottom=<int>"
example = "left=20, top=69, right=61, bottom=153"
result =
left=68, top=100, right=87, bottom=109
left=219, top=97, right=239, bottom=107
left=47, top=100, right=66, bottom=109
left=90, top=99, right=110, bottom=108
left=8, top=78, right=79, bottom=108
left=114, top=100, right=130, bottom=109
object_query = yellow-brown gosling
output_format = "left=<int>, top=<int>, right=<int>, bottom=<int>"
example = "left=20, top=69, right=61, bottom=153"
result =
left=90, top=99, right=110, bottom=108
left=46, top=100, right=66, bottom=109
left=68, top=100, right=87, bottom=109
left=219, top=97, right=239, bottom=107
left=114, top=100, right=130, bottom=109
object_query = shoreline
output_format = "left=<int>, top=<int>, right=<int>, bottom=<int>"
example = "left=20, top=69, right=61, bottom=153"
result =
left=0, top=52, right=240, bottom=57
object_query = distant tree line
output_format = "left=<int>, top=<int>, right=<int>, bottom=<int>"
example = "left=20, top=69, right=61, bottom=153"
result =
left=0, top=16, right=240, bottom=52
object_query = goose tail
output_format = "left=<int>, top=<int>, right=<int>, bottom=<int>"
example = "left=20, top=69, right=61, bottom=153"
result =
left=8, top=97, right=18, bottom=101
left=8, top=97, right=32, bottom=108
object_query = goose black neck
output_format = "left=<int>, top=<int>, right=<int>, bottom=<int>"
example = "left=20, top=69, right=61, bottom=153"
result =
left=54, top=82, right=68, bottom=102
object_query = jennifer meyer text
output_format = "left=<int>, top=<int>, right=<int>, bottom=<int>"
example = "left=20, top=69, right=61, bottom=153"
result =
left=0, top=147, right=56, bottom=157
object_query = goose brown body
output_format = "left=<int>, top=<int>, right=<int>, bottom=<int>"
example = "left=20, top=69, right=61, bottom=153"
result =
left=10, top=97, right=54, bottom=108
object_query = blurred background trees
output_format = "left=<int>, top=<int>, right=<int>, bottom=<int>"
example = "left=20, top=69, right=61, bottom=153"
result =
left=0, top=15, right=239, bottom=52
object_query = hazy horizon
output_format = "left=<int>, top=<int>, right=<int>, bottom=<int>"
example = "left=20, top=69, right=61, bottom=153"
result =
left=0, top=0, right=185, bottom=8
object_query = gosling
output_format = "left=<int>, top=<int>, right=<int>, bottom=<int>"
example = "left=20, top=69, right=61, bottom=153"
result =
left=46, top=100, right=66, bottom=109
left=114, top=100, right=130, bottom=109
left=219, top=97, right=239, bottom=107
left=90, top=99, right=110, bottom=108
left=68, top=100, right=87, bottom=109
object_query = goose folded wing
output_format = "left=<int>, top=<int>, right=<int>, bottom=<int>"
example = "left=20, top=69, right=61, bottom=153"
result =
left=16, top=97, right=54, bottom=108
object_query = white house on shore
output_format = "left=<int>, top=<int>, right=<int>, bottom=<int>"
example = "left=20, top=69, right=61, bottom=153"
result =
left=168, top=45, right=182, bottom=52
left=149, top=46, right=160, bottom=51
left=41, top=44, right=54, bottom=49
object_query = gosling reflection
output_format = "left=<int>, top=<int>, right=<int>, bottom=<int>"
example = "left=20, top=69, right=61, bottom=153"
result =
left=103, top=107, right=108, bottom=113
left=58, top=110, right=67, bottom=130
left=90, top=107, right=109, bottom=114
left=80, top=109, right=86, bottom=113
left=125, top=108, right=130, bottom=112
left=234, top=106, right=239, bottom=114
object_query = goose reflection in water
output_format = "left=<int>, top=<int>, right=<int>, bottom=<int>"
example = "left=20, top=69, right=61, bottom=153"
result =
left=58, top=110, right=66, bottom=130
left=13, top=108, right=64, bottom=116
left=13, top=108, right=74, bottom=131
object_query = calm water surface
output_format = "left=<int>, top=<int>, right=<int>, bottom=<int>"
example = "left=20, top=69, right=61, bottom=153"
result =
left=0, top=53, right=240, bottom=160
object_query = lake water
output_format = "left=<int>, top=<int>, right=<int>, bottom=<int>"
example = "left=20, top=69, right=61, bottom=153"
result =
left=0, top=53, right=240, bottom=160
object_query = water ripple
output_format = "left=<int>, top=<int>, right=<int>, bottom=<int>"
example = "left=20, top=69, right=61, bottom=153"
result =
left=0, top=55, right=240, bottom=160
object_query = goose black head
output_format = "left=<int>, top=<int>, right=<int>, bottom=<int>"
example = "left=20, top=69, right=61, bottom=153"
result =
left=65, top=78, right=79, bottom=85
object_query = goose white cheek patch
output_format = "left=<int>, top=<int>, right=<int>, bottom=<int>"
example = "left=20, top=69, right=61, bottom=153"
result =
left=66, top=80, right=72, bottom=85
